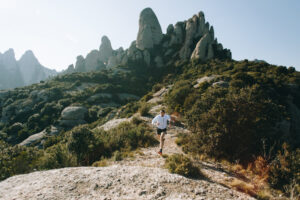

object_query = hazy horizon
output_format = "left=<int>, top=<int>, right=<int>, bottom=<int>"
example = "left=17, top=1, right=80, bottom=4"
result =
left=0, top=0, right=299, bottom=71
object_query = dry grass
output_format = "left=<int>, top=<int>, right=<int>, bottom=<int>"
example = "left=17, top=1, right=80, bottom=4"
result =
left=256, top=189, right=273, bottom=200
left=229, top=179, right=257, bottom=197
left=227, top=156, right=273, bottom=198
left=92, top=159, right=110, bottom=167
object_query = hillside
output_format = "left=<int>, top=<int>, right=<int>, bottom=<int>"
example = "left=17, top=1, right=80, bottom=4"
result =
left=0, top=100, right=255, bottom=200
left=0, top=7, right=299, bottom=200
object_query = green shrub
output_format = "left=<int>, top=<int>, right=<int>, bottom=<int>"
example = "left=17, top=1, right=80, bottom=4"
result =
left=38, top=144, right=77, bottom=169
left=165, top=80, right=192, bottom=112
left=182, top=86, right=284, bottom=162
left=142, top=93, right=153, bottom=102
left=165, top=154, right=203, bottom=178
left=139, top=103, right=150, bottom=116
left=118, top=102, right=139, bottom=118
left=132, top=116, right=142, bottom=125
left=152, top=83, right=163, bottom=92
left=113, top=150, right=123, bottom=161
left=66, top=125, right=102, bottom=166
left=0, top=141, right=41, bottom=181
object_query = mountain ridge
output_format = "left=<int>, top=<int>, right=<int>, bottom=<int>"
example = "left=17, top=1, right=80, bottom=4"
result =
left=0, top=48, right=57, bottom=90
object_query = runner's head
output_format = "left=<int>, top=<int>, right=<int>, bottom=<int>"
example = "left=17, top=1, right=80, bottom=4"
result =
left=160, top=109, right=165, bottom=117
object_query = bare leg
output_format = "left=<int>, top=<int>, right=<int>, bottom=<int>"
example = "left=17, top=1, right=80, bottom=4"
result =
left=160, top=132, right=166, bottom=150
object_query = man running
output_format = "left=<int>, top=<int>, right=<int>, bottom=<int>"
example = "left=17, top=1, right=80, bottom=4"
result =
left=152, top=109, right=171, bottom=155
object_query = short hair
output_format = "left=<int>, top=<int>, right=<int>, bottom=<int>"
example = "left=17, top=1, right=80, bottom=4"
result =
left=160, top=109, right=165, bottom=113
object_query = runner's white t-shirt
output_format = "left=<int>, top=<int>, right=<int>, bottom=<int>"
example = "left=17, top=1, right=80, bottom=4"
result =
left=152, top=114, right=171, bottom=129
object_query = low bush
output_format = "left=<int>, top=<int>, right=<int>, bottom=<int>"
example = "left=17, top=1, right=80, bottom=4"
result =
left=165, top=154, right=203, bottom=178
left=139, top=103, right=150, bottom=116
left=113, top=150, right=123, bottom=161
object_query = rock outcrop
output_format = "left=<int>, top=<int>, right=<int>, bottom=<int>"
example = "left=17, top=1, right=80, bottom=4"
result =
left=190, top=33, right=213, bottom=60
left=99, top=36, right=113, bottom=63
left=19, top=126, right=59, bottom=147
left=136, top=8, right=163, bottom=50
left=59, top=106, right=88, bottom=128
left=74, top=55, right=86, bottom=72
left=84, top=50, right=105, bottom=71
left=0, top=166, right=255, bottom=200
left=64, top=8, right=231, bottom=73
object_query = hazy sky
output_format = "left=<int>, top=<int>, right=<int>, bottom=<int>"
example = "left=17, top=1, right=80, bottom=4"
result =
left=0, top=0, right=299, bottom=71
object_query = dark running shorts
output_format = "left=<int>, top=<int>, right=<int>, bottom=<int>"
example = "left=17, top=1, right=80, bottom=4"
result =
left=157, top=128, right=167, bottom=135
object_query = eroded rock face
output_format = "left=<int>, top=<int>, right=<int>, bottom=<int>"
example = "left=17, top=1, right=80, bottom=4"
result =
left=180, top=16, right=199, bottom=59
left=191, top=33, right=213, bottom=60
left=136, top=8, right=163, bottom=50
left=85, top=50, right=104, bottom=71
left=74, top=55, right=86, bottom=72
left=169, top=22, right=184, bottom=46
left=99, top=36, right=113, bottom=63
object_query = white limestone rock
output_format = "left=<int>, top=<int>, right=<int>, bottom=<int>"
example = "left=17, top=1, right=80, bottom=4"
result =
left=191, top=33, right=213, bottom=60
left=136, top=8, right=163, bottom=50
left=99, top=36, right=113, bottom=63
left=179, top=16, right=198, bottom=59
left=85, top=50, right=104, bottom=71
left=169, top=22, right=184, bottom=46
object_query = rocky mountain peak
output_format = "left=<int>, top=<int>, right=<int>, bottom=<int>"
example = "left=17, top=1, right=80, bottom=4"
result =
left=65, top=8, right=231, bottom=73
left=136, top=7, right=163, bottom=50
left=99, top=35, right=113, bottom=63
left=19, top=50, right=39, bottom=64
left=3, top=48, right=15, bottom=58
left=1, top=48, right=17, bottom=65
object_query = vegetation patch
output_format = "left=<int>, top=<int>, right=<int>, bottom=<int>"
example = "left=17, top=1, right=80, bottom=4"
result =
left=165, top=154, right=204, bottom=179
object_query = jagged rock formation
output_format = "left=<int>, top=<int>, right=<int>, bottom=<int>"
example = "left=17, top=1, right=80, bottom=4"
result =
left=99, top=36, right=113, bottom=63
left=0, top=49, right=24, bottom=89
left=136, top=7, right=163, bottom=50
left=18, top=50, right=57, bottom=85
left=65, top=8, right=231, bottom=74
left=0, top=49, right=57, bottom=90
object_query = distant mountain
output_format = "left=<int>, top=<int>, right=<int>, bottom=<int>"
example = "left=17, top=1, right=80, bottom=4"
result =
left=0, top=49, right=57, bottom=90
left=0, top=49, right=24, bottom=89
left=18, top=50, right=57, bottom=86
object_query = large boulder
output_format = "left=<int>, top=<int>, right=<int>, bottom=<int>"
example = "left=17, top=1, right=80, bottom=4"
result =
left=61, top=106, right=88, bottom=121
left=19, top=126, right=60, bottom=147
left=99, top=36, right=113, bottom=63
left=59, top=106, right=88, bottom=128
left=136, top=8, right=163, bottom=50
